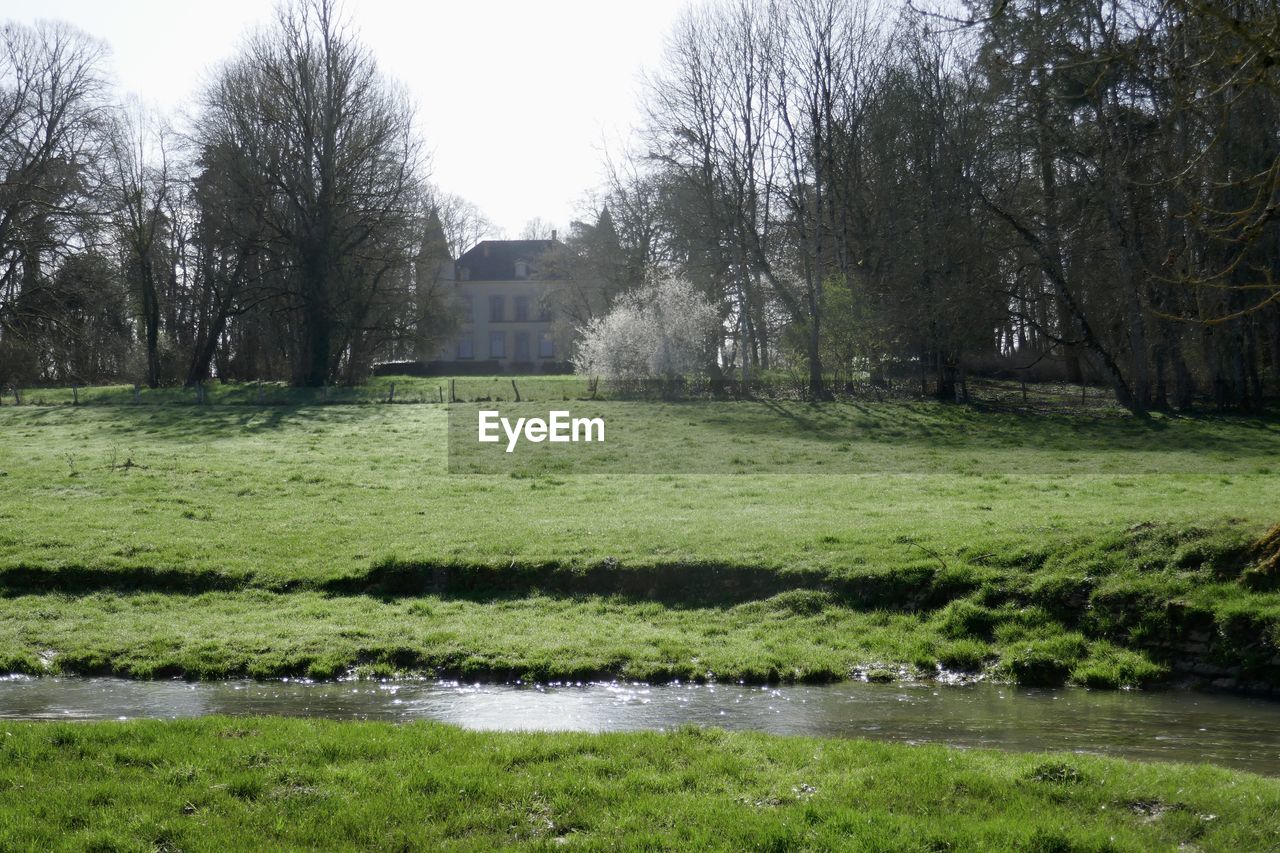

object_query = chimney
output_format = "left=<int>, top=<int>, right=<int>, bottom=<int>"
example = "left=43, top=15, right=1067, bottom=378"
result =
left=551, top=229, right=557, bottom=241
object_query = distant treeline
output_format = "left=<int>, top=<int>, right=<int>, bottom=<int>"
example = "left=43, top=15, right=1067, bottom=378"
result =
left=587, top=0, right=1279, bottom=412
left=1, top=0, right=1278, bottom=411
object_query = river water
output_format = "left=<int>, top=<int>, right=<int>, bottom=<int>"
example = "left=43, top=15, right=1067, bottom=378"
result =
left=3, top=676, right=1279, bottom=775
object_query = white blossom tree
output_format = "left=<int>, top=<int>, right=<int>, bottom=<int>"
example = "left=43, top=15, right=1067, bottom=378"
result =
left=573, top=278, right=719, bottom=383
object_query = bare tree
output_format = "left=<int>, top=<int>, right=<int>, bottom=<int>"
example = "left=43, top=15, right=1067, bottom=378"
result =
left=520, top=217, right=557, bottom=240
left=106, top=97, right=173, bottom=387
left=427, top=187, right=501, bottom=256
left=0, top=20, right=110, bottom=373
left=642, top=0, right=884, bottom=398
left=194, top=0, right=426, bottom=386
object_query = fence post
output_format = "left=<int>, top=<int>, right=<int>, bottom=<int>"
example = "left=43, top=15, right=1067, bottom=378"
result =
left=511, top=379, right=520, bottom=402
left=72, top=385, right=79, bottom=406
left=388, top=382, right=396, bottom=403
left=450, top=379, right=456, bottom=403
left=133, top=383, right=141, bottom=405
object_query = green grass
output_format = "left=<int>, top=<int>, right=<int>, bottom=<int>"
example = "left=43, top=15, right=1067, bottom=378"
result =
left=0, top=717, right=1276, bottom=850
left=3, top=400, right=1276, bottom=580
left=0, top=589, right=1156, bottom=683
left=1, top=397, right=1279, bottom=686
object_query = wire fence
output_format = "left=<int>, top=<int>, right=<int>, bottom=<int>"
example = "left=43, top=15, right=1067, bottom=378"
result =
left=0, top=373, right=1142, bottom=413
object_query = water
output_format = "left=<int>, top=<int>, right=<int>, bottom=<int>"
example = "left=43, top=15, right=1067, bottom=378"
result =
left=3, top=676, right=1279, bottom=775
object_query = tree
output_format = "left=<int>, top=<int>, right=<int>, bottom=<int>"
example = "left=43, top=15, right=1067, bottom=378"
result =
left=642, top=0, right=884, bottom=399
left=427, top=188, right=501, bottom=257
left=0, top=20, right=110, bottom=384
left=106, top=98, right=174, bottom=388
left=520, top=217, right=557, bottom=240
left=573, top=277, right=720, bottom=384
left=851, top=21, right=1000, bottom=399
left=194, top=0, right=425, bottom=386
left=540, top=206, right=633, bottom=328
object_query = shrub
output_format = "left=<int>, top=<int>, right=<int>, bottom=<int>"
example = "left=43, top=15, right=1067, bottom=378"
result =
left=572, top=278, right=719, bottom=383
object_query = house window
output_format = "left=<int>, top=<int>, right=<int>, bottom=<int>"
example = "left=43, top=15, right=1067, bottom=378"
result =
left=514, top=331, right=530, bottom=361
left=537, top=299, right=553, bottom=322
left=514, top=295, right=530, bottom=322
left=461, top=294, right=473, bottom=323
left=538, top=332, right=555, bottom=359
left=489, top=331, right=506, bottom=359
left=489, top=295, right=504, bottom=322
left=514, top=260, right=529, bottom=279
left=457, top=335, right=474, bottom=360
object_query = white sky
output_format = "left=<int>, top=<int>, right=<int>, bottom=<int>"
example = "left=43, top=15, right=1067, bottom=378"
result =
left=2, top=0, right=691, bottom=238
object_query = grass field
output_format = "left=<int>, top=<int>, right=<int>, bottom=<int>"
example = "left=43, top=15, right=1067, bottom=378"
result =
left=2, top=390, right=1278, bottom=687
left=1, top=717, right=1277, bottom=850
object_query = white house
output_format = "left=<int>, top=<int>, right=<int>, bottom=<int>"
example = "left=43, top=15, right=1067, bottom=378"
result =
left=433, top=239, right=565, bottom=372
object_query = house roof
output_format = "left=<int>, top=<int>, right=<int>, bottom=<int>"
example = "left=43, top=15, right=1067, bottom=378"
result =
left=456, top=239, right=557, bottom=281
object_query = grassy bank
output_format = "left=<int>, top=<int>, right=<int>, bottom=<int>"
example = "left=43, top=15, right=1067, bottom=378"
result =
left=1, top=718, right=1276, bottom=850
left=1, top=399, right=1278, bottom=687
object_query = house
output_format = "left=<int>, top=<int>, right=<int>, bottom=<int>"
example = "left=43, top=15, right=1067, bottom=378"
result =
left=432, top=238, right=567, bottom=373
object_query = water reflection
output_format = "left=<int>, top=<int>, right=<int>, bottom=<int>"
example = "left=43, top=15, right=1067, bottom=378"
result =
left=2, top=676, right=1278, bottom=775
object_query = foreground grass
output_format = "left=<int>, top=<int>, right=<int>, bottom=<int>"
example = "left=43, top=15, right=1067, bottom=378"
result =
left=1, top=718, right=1276, bottom=850
left=2, top=399, right=1278, bottom=686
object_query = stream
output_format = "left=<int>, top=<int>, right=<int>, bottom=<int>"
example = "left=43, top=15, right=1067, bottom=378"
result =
left=3, top=676, right=1279, bottom=775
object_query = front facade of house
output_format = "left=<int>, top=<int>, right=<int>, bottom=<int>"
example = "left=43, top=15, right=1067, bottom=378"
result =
left=434, top=239, right=564, bottom=371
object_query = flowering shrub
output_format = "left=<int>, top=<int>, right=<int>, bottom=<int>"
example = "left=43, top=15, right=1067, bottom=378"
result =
left=573, top=278, right=719, bottom=382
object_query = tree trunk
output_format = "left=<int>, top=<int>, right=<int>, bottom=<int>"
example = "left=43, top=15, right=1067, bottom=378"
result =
left=297, top=248, right=333, bottom=387
left=139, top=255, right=161, bottom=389
left=187, top=308, right=229, bottom=387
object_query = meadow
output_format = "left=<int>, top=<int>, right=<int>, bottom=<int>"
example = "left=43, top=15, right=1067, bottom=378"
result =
left=1, top=717, right=1277, bottom=850
left=1, top=384, right=1278, bottom=688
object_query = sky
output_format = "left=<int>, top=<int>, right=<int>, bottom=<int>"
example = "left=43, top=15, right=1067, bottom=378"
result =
left=2, top=0, right=691, bottom=239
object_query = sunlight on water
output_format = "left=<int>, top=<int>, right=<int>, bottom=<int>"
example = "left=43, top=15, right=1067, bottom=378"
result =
left=3, top=676, right=1279, bottom=775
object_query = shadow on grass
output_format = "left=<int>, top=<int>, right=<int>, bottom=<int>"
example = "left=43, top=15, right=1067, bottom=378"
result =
left=319, top=558, right=973, bottom=609
left=696, top=400, right=1280, bottom=457
left=0, top=559, right=975, bottom=611
left=69, top=403, right=349, bottom=442
left=0, top=565, right=255, bottom=594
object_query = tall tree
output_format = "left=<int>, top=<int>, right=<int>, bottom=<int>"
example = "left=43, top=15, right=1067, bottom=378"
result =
left=194, top=0, right=425, bottom=386
left=106, top=98, right=173, bottom=388
left=0, top=20, right=110, bottom=384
